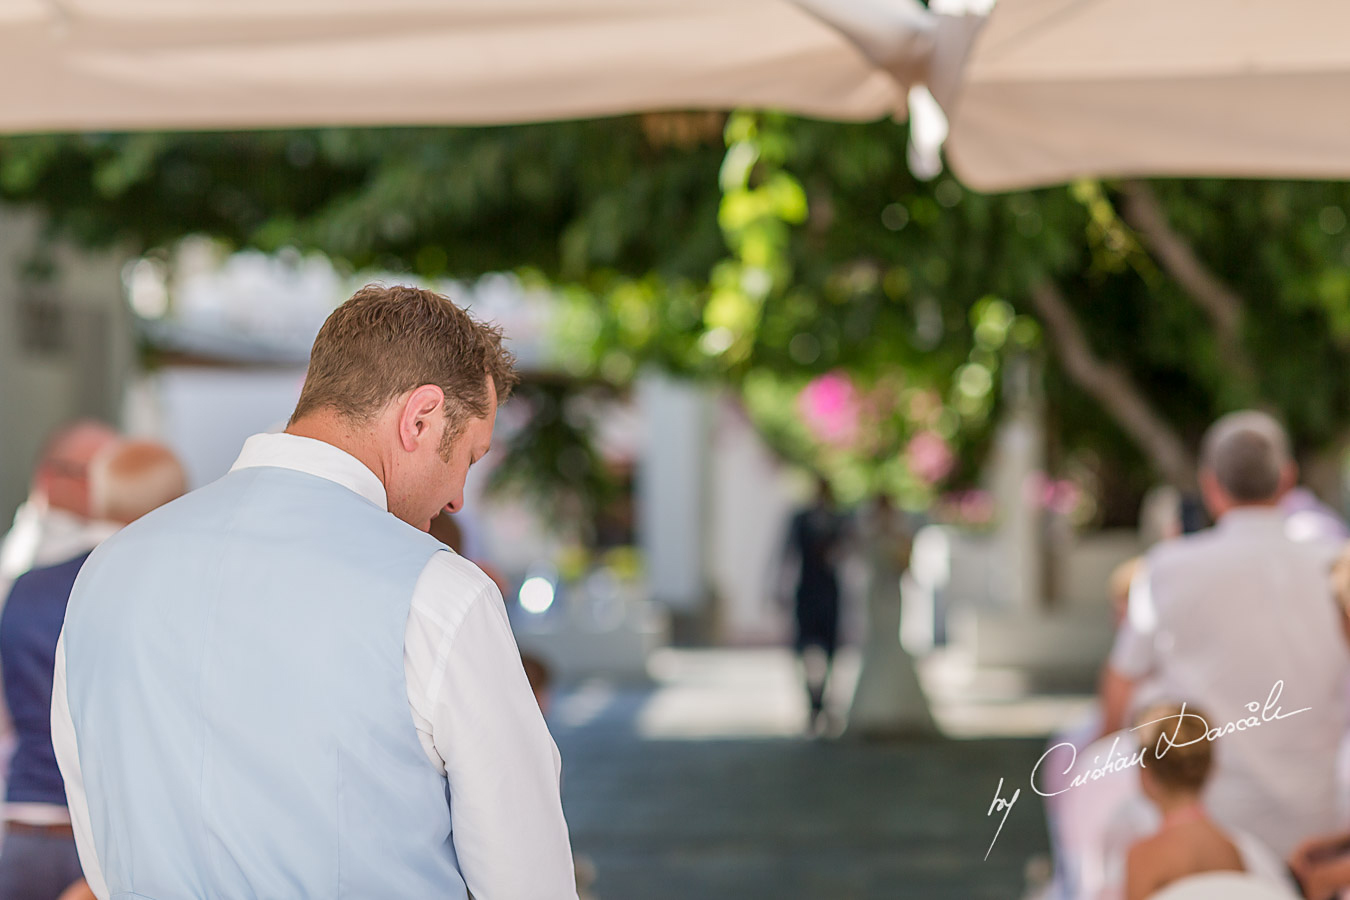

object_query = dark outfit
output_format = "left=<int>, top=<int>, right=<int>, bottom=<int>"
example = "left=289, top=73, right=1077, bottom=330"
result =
left=786, top=506, right=848, bottom=719
left=0, top=552, right=89, bottom=900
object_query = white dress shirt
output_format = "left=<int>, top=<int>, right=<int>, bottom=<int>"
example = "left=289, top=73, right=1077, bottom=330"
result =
left=1109, top=506, right=1350, bottom=857
left=53, top=433, right=578, bottom=899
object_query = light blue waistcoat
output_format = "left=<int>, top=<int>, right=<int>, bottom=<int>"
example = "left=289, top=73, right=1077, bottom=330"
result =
left=62, top=465, right=467, bottom=899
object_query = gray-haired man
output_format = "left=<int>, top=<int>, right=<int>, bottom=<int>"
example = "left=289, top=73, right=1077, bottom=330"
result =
left=1102, top=410, right=1350, bottom=858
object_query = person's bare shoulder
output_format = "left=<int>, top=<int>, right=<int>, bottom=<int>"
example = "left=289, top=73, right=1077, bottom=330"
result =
left=1127, top=831, right=1207, bottom=900
left=1125, top=834, right=1171, bottom=900
left=56, top=881, right=96, bottom=900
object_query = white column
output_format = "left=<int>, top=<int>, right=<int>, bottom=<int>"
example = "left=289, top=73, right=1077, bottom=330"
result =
left=989, top=354, right=1045, bottom=613
left=635, top=372, right=709, bottom=613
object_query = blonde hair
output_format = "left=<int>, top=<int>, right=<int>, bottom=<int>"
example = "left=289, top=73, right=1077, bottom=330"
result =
left=1135, top=702, right=1213, bottom=794
left=1332, top=544, right=1350, bottom=616
left=89, top=440, right=187, bottom=524
left=1109, top=556, right=1142, bottom=621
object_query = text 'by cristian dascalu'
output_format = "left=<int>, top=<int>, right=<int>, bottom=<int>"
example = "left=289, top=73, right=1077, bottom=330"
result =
left=982, top=679, right=1310, bottom=860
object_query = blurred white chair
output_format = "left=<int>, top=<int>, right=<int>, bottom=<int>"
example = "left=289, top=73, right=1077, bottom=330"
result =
left=1151, top=872, right=1299, bottom=900
left=1230, top=830, right=1299, bottom=896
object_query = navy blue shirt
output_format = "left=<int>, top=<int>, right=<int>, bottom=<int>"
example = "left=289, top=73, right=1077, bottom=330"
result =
left=1, top=551, right=90, bottom=807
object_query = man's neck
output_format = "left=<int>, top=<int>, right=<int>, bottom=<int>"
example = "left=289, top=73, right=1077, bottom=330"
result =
left=286, top=413, right=389, bottom=490
left=1215, top=501, right=1281, bottom=521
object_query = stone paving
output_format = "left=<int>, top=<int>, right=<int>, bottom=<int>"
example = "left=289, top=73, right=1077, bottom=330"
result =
left=550, top=650, right=1065, bottom=900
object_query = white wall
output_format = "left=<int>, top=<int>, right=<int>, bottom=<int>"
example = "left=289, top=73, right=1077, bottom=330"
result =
left=705, top=396, right=800, bottom=644
left=126, top=366, right=308, bottom=488
left=635, top=373, right=710, bottom=613
left=0, top=208, right=133, bottom=525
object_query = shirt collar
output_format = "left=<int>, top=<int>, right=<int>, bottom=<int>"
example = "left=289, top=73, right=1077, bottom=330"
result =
left=229, top=432, right=388, bottom=511
left=1215, top=505, right=1287, bottom=532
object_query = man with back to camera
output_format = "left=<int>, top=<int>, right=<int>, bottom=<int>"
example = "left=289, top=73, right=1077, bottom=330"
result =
left=1099, top=410, right=1350, bottom=859
left=53, top=285, right=579, bottom=898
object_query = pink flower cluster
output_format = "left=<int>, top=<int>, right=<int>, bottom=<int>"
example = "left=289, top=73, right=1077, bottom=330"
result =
left=1025, top=472, right=1082, bottom=516
left=906, top=430, right=955, bottom=485
left=937, top=490, right=995, bottom=527
left=797, top=372, right=860, bottom=446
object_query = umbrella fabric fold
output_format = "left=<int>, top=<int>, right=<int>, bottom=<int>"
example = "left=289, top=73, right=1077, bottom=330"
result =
left=1, top=0, right=935, bottom=132
left=945, top=0, right=1350, bottom=190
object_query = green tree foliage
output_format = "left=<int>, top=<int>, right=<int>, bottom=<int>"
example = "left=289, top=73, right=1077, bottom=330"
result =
left=4, top=117, right=1350, bottom=517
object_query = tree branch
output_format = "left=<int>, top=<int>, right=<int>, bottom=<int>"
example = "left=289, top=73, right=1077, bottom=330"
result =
left=1029, top=280, right=1197, bottom=491
left=1118, top=180, right=1256, bottom=384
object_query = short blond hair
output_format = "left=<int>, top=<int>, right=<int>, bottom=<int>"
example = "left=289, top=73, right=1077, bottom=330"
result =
left=1110, top=557, right=1142, bottom=604
left=290, top=285, right=518, bottom=444
left=1135, top=703, right=1213, bottom=794
left=1331, top=544, right=1350, bottom=615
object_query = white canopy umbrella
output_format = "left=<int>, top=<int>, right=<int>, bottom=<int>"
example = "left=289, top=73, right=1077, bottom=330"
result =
left=3, top=0, right=1349, bottom=191
left=943, top=0, right=1350, bottom=190
left=0, top=0, right=963, bottom=131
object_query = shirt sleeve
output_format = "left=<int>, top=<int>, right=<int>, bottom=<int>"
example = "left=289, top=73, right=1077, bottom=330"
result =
left=407, top=555, right=578, bottom=900
left=51, top=633, right=109, bottom=900
left=1108, top=559, right=1159, bottom=680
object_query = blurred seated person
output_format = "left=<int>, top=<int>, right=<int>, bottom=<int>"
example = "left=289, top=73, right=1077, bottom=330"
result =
left=1043, top=558, right=1139, bottom=808
left=0, top=440, right=185, bottom=900
left=1126, top=704, right=1244, bottom=900
left=1282, top=486, right=1350, bottom=543
left=1290, top=830, right=1350, bottom=900
left=1099, top=411, right=1349, bottom=859
left=1285, top=548, right=1350, bottom=900
left=0, top=422, right=119, bottom=856
left=0, top=421, right=120, bottom=593
left=1042, top=557, right=1144, bottom=900
left=1331, top=546, right=1350, bottom=647
left=54, top=880, right=95, bottom=900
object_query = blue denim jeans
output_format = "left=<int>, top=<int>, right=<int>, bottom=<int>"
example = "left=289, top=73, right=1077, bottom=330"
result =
left=0, top=829, right=84, bottom=900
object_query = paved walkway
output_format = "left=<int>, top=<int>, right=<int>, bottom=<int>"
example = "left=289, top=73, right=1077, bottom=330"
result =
left=551, top=649, right=1071, bottom=900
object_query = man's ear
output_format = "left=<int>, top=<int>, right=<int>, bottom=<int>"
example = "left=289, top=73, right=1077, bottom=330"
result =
left=1279, top=461, right=1299, bottom=497
left=398, top=385, right=446, bottom=453
left=1198, top=469, right=1228, bottom=519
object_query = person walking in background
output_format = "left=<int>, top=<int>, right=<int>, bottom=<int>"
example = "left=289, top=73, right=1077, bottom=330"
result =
left=0, top=440, right=185, bottom=900
left=781, top=476, right=850, bottom=734
left=53, top=285, right=578, bottom=899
